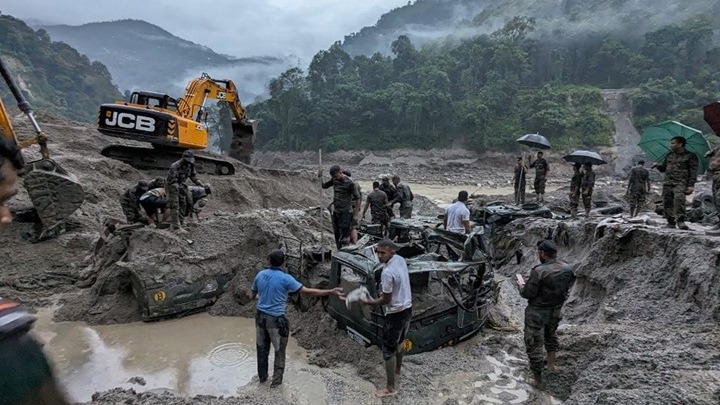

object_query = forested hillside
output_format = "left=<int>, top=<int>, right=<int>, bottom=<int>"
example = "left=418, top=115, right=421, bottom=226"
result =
left=39, top=19, right=287, bottom=100
left=250, top=13, right=720, bottom=152
left=0, top=15, right=121, bottom=122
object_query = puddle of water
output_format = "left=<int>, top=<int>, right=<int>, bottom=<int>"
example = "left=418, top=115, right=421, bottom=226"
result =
left=32, top=311, right=314, bottom=402
left=436, top=351, right=562, bottom=405
left=358, top=182, right=557, bottom=208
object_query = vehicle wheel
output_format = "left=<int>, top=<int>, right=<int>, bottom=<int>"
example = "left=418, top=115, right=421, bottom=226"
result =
left=217, top=164, right=232, bottom=175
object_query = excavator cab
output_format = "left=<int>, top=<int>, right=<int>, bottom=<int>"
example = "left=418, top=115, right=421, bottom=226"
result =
left=0, top=56, right=84, bottom=240
left=130, top=91, right=178, bottom=111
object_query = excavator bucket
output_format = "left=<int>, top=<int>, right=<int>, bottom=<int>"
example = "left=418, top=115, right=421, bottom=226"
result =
left=22, top=159, right=84, bottom=234
left=228, top=119, right=256, bottom=165
left=0, top=55, right=84, bottom=239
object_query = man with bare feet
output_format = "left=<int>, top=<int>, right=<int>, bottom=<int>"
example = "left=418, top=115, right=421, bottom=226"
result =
left=516, top=239, right=575, bottom=387
left=361, top=239, right=412, bottom=398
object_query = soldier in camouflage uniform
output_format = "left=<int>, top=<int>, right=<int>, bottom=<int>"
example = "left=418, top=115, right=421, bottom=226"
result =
left=362, top=181, right=389, bottom=235
left=704, top=146, right=720, bottom=234
left=379, top=176, right=396, bottom=220
left=580, top=163, right=595, bottom=217
left=120, top=180, right=150, bottom=223
left=655, top=136, right=698, bottom=230
left=513, top=157, right=528, bottom=205
left=626, top=161, right=650, bottom=217
left=529, top=152, right=549, bottom=203
left=166, top=150, right=206, bottom=233
left=568, top=163, right=582, bottom=219
left=516, top=239, right=576, bottom=387
left=389, top=175, right=414, bottom=219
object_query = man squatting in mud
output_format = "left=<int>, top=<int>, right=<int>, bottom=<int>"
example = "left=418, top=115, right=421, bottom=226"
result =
left=516, top=239, right=576, bottom=386
left=322, top=165, right=361, bottom=248
left=0, top=137, right=71, bottom=404
left=360, top=239, right=413, bottom=398
left=252, top=249, right=344, bottom=388
left=655, top=136, right=698, bottom=230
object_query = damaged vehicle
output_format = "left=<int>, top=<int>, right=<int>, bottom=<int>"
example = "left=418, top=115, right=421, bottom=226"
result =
left=327, top=238, right=495, bottom=354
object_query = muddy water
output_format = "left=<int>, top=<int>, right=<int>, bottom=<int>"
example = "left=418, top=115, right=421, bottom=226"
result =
left=32, top=310, right=562, bottom=404
left=32, top=311, right=326, bottom=402
left=358, top=182, right=557, bottom=208
left=437, top=351, right=562, bottom=405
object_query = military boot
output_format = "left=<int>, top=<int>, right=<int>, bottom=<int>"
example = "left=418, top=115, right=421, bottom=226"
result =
left=677, top=221, right=689, bottom=230
left=585, top=208, right=591, bottom=218
left=546, top=352, right=557, bottom=371
left=570, top=208, right=577, bottom=220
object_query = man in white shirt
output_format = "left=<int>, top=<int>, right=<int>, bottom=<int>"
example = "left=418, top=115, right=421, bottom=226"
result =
left=444, top=190, right=471, bottom=234
left=362, top=239, right=412, bottom=398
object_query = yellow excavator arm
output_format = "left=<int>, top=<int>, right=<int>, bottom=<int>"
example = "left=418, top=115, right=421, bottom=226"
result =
left=0, top=55, right=84, bottom=240
left=177, top=73, right=248, bottom=123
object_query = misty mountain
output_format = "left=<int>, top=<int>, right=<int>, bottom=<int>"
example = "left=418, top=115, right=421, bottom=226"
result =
left=0, top=15, right=121, bottom=122
left=38, top=19, right=291, bottom=102
left=342, top=0, right=720, bottom=56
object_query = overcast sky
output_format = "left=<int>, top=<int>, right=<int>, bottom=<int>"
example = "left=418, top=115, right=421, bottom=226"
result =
left=2, top=0, right=410, bottom=61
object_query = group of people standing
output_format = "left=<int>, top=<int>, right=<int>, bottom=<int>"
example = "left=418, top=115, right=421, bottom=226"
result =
left=513, top=151, right=550, bottom=205
left=322, top=165, right=414, bottom=248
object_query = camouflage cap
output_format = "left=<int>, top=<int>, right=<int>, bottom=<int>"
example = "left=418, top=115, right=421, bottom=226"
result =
left=182, top=150, right=195, bottom=163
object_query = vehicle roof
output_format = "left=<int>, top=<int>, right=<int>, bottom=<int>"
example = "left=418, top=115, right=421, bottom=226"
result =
left=133, top=91, right=171, bottom=98
left=333, top=250, right=478, bottom=275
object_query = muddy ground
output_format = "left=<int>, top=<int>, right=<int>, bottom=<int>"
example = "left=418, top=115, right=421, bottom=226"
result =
left=1, top=111, right=719, bottom=404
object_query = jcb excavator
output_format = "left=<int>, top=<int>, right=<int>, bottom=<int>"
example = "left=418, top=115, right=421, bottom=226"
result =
left=97, top=73, right=256, bottom=175
left=0, top=56, right=84, bottom=240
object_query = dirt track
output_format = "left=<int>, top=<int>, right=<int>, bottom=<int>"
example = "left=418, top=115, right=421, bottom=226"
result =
left=2, top=113, right=719, bottom=404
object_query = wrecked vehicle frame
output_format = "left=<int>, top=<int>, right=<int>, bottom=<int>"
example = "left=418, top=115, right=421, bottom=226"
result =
left=327, top=238, right=495, bottom=355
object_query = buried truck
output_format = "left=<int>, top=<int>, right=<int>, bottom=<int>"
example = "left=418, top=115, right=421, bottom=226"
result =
left=328, top=219, right=497, bottom=354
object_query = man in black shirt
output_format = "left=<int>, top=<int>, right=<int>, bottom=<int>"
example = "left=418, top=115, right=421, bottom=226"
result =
left=322, top=165, right=361, bottom=248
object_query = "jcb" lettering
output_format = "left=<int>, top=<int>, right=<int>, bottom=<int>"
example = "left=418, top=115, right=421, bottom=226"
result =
left=105, top=112, right=156, bottom=132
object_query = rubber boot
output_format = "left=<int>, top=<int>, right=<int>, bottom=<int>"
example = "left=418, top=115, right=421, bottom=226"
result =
left=546, top=351, right=556, bottom=371
left=270, top=366, right=284, bottom=388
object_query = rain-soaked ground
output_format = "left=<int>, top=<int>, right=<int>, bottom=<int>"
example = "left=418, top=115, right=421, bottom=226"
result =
left=32, top=308, right=562, bottom=404
left=33, top=311, right=327, bottom=402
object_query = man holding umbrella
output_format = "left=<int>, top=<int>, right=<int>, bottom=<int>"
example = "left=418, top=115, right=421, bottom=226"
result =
left=655, top=136, right=698, bottom=230
left=529, top=152, right=550, bottom=203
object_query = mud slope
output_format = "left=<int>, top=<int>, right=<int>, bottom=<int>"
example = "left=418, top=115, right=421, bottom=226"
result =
left=492, top=217, right=720, bottom=404
left=1, top=113, right=325, bottom=308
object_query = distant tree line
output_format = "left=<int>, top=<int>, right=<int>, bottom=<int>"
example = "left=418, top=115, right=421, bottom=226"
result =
left=249, top=16, right=720, bottom=152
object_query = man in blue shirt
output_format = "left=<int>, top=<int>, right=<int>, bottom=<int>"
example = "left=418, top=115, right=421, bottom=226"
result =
left=252, top=249, right=344, bottom=388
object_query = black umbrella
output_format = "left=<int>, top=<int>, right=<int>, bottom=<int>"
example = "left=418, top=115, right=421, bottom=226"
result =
left=517, top=133, right=551, bottom=150
left=703, top=101, right=720, bottom=136
left=563, top=150, right=607, bottom=165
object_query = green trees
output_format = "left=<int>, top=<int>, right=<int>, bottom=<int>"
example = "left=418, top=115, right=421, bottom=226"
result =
left=251, top=15, right=720, bottom=152
left=0, top=15, right=121, bottom=122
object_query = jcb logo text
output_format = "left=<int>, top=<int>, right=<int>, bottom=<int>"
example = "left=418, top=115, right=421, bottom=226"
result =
left=105, top=112, right=156, bottom=132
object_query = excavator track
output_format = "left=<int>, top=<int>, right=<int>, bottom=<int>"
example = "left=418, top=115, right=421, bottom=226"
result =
left=100, top=145, right=236, bottom=175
